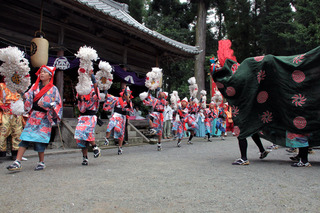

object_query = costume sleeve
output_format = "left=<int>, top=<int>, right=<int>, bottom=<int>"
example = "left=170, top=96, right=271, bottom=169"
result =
left=50, top=86, right=63, bottom=121
left=124, top=100, right=134, bottom=113
left=142, top=94, right=155, bottom=106
left=0, top=84, right=5, bottom=109
left=77, top=96, right=87, bottom=114
left=38, top=86, right=62, bottom=124
left=103, top=94, right=118, bottom=111
left=23, top=85, right=34, bottom=113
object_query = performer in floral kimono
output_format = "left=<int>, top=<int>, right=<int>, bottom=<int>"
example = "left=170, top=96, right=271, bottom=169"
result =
left=74, top=70, right=101, bottom=166
left=142, top=89, right=166, bottom=151
left=0, top=82, right=24, bottom=158
left=215, top=103, right=227, bottom=140
left=7, top=65, right=62, bottom=171
left=104, top=86, right=133, bottom=155
left=184, top=98, right=199, bottom=144
left=203, top=102, right=216, bottom=142
left=175, top=98, right=190, bottom=147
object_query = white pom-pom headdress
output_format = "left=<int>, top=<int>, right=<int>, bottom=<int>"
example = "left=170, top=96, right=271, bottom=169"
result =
left=188, top=77, right=198, bottom=99
left=170, top=91, right=180, bottom=109
left=75, top=46, right=98, bottom=95
left=212, top=90, right=223, bottom=106
left=0, top=46, right=31, bottom=93
left=145, top=67, right=162, bottom=90
left=95, top=61, right=113, bottom=91
left=139, top=91, right=149, bottom=101
left=200, top=90, right=207, bottom=108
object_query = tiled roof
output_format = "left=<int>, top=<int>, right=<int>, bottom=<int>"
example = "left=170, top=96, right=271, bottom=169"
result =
left=76, top=0, right=200, bottom=55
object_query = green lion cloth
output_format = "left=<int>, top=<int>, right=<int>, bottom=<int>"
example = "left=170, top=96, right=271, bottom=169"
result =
left=211, top=46, right=320, bottom=147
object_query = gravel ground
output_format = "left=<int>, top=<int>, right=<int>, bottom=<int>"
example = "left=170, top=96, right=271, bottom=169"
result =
left=1, top=136, right=320, bottom=213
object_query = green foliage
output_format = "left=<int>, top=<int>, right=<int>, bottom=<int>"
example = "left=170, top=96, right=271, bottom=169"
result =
left=144, top=0, right=198, bottom=98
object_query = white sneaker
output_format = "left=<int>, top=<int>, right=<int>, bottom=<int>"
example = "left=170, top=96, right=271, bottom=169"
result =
left=93, top=146, right=101, bottom=158
left=118, top=147, right=123, bottom=155
left=104, top=137, right=109, bottom=146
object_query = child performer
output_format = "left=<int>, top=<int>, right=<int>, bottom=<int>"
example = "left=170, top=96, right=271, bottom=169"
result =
left=74, top=70, right=101, bottom=165
left=7, top=65, right=62, bottom=171
left=215, top=103, right=227, bottom=140
left=104, top=87, right=133, bottom=155
left=142, top=89, right=166, bottom=151
left=204, top=102, right=216, bottom=142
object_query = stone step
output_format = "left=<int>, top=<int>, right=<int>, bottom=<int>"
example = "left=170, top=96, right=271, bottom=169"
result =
left=128, top=131, right=138, bottom=137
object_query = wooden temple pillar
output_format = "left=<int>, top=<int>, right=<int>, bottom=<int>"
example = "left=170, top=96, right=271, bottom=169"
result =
left=55, top=27, right=64, bottom=107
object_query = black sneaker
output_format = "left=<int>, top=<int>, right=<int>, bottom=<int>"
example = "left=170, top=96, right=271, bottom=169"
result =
left=232, top=158, right=250, bottom=165
left=291, top=160, right=311, bottom=167
left=208, top=139, right=212, bottom=142
left=157, top=143, right=162, bottom=151
left=259, top=150, right=270, bottom=159
left=7, top=160, right=22, bottom=171
left=93, top=146, right=101, bottom=158
left=187, top=141, right=193, bottom=145
left=177, top=141, right=181, bottom=147
left=82, top=157, right=89, bottom=166
left=34, top=162, right=46, bottom=171
left=118, top=147, right=123, bottom=155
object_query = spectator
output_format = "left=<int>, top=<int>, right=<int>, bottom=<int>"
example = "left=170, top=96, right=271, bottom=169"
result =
left=163, top=101, right=173, bottom=139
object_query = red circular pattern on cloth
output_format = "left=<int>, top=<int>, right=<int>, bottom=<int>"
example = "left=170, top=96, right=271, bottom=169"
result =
left=233, top=126, right=240, bottom=136
left=293, top=116, right=307, bottom=129
left=292, top=70, right=305, bottom=83
left=216, top=82, right=224, bottom=89
left=231, top=63, right=240, bottom=74
left=226, top=87, right=236, bottom=96
left=257, top=91, right=268, bottom=103
left=254, top=56, right=264, bottom=62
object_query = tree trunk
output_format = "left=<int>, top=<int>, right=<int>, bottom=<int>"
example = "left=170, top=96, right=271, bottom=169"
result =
left=194, top=0, right=208, bottom=98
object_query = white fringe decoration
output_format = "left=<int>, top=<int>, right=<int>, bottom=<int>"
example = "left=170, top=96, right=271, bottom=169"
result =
left=170, top=90, right=180, bottom=110
left=75, top=46, right=98, bottom=95
left=200, top=90, right=207, bottom=108
left=0, top=46, right=31, bottom=93
left=212, top=90, right=223, bottom=106
left=188, top=77, right=198, bottom=99
left=95, top=61, right=113, bottom=91
left=11, top=99, right=25, bottom=115
left=145, top=67, right=162, bottom=90
left=139, top=91, right=148, bottom=101
left=99, top=93, right=106, bottom=102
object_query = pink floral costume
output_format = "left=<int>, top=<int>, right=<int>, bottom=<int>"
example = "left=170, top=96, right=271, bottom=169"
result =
left=172, top=110, right=184, bottom=139
left=20, top=83, right=62, bottom=143
left=185, top=103, right=199, bottom=131
left=204, top=108, right=216, bottom=134
left=143, top=94, right=166, bottom=136
left=74, top=86, right=100, bottom=147
left=104, top=94, right=133, bottom=141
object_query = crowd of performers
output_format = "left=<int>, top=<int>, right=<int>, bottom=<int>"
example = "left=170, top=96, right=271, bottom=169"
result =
left=2, top=44, right=317, bottom=171
left=3, top=65, right=233, bottom=171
